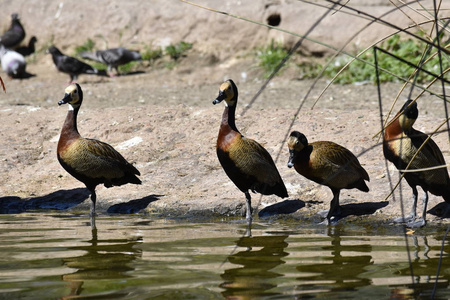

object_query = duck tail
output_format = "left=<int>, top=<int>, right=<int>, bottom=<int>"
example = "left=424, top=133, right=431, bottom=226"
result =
left=356, top=179, right=370, bottom=193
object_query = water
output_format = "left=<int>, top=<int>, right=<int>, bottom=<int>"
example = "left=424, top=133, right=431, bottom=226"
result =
left=0, top=213, right=449, bottom=299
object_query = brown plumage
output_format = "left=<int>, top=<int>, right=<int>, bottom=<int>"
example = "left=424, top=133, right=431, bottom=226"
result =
left=57, top=84, right=141, bottom=220
left=383, top=99, right=450, bottom=227
left=213, top=79, right=288, bottom=221
left=287, top=131, right=369, bottom=224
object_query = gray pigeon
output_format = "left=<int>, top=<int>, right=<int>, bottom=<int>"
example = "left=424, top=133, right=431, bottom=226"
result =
left=16, top=36, right=37, bottom=57
left=0, top=13, right=26, bottom=49
left=80, top=47, right=141, bottom=76
left=0, top=44, right=26, bottom=78
left=47, top=46, right=99, bottom=83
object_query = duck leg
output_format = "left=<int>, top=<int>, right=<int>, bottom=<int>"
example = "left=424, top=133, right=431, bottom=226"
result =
left=320, top=189, right=341, bottom=225
left=328, top=190, right=341, bottom=222
left=88, top=188, right=97, bottom=228
left=393, top=186, right=418, bottom=223
left=244, top=191, right=253, bottom=222
left=407, top=191, right=428, bottom=228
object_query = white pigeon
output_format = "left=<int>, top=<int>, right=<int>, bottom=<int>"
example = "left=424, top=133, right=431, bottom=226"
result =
left=0, top=45, right=26, bottom=78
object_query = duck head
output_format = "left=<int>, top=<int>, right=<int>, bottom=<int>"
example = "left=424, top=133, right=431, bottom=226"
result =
left=212, top=79, right=238, bottom=107
left=58, top=83, right=83, bottom=109
left=398, top=99, right=418, bottom=132
left=287, top=131, right=308, bottom=168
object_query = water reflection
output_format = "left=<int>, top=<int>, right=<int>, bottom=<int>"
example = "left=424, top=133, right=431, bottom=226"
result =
left=295, top=226, right=373, bottom=294
left=389, top=234, right=450, bottom=299
left=61, top=227, right=142, bottom=298
left=1, top=214, right=449, bottom=299
left=220, top=234, right=289, bottom=299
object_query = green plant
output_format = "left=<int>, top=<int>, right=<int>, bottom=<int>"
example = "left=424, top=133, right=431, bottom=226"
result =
left=322, top=33, right=450, bottom=84
left=165, top=41, right=193, bottom=60
left=141, top=45, right=163, bottom=61
left=74, top=38, right=96, bottom=55
left=256, top=41, right=289, bottom=78
left=295, top=61, right=323, bottom=80
left=118, top=61, right=139, bottom=73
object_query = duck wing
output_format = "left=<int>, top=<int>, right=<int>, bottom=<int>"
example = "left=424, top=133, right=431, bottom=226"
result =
left=233, top=136, right=284, bottom=185
left=312, top=141, right=369, bottom=181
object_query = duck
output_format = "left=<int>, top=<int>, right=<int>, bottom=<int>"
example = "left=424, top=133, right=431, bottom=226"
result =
left=57, top=84, right=141, bottom=221
left=48, top=46, right=99, bottom=83
left=80, top=47, right=142, bottom=77
left=16, top=36, right=37, bottom=57
left=0, top=44, right=26, bottom=78
left=287, top=131, right=370, bottom=224
left=383, top=99, right=450, bottom=227
left=0, top=13, right=25, bottom=49
left=212, top=79, right=288, bottom=221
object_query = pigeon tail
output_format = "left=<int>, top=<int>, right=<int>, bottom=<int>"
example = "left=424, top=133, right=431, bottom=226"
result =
left=80, top=51, right=101, bottom=63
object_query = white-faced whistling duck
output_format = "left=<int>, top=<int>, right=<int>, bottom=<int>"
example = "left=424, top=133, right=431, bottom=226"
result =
left=57, top=84, right=141, bottom=222
left=212, top=79, right=288, bottom=221
left=287, top=131, right=370, bottom=224
left=383, top=99, right=450, bottom=227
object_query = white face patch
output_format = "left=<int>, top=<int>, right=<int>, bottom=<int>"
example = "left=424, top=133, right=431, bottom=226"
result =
left=68, top=104, right=74, bottom=111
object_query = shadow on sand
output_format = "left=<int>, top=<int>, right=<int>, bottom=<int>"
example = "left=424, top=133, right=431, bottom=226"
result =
left=258, top=199, right=305, bottom=218
left=107, top=194, right=161, bottom=214
left=258, top=199, right=389, bottom=222
left=337, top=201, right=389, bottom=218
left=0, top=188, right=161, bottom=215
left=0, top=188, right=90, bottom=214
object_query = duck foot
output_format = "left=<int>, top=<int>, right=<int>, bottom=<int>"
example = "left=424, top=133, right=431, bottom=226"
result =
left=317, top=209, right=329, bottom=218
left=393, top=214, right=415, bottom=224
left=319, top=216, right=339, bottom=226
left=406, top=218, right=426, bottom=228
left=317, top=207, right=342, bottom=219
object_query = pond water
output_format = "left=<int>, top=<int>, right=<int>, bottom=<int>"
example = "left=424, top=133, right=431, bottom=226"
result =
left=0, top=212, right=449, bottom=299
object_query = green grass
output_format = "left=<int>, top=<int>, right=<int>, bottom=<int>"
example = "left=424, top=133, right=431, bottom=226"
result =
left=321, top=34, right=450, bottom=84
left=74, top=38, right=96, bottom=55
left=256, top=41, right=289, bottom=78
left=141, top=45, right=163, bottom=61
left=118, top=61, right=139, bottom=73
left=165, top=41, right=193, bottom=60
left=257, top=34, right=449, bottom=84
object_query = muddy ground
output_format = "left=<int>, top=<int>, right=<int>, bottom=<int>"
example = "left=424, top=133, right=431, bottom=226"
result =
left=1, top=53, right=449, bottom=228
left=1, top=0, right=449, bottom=227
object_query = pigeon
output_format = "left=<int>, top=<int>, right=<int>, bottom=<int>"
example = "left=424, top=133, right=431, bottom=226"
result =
left=0, top=13, right=26, bottom=49
left=16, top=36, right=37, bottom=57
left=47, top=46, right=99, bottom=83
left=0, top=44, right=26, bottom=78
left=80, top=47, right=141, bottom=76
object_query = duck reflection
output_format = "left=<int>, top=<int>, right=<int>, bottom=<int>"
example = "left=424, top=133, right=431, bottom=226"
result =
left=295, top=225, right=373, bottom=293
left=220, top=234, right=289, bottom=299
left=61, top=227, right=142, bottom=298
left=389, top=233, right=450, bottom=298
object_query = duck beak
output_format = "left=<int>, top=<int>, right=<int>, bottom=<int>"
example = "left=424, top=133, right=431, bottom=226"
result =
left=287, top=150, right=295, bottom=168
left=212, top=91, right=225, bottom=105
left=58, top=93, right=71, bottom=106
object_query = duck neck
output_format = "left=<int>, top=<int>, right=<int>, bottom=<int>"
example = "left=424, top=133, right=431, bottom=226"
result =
left=221, top=104, right=239, bottom=133
left=298, top=145, right=312, bottom=161
left=60, top=106, right=81, bottom=143
left=384, top=116, right=404, bottom=141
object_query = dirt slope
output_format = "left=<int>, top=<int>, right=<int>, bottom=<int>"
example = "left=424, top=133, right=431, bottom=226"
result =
left=0, top=0, right=449, bottom=226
